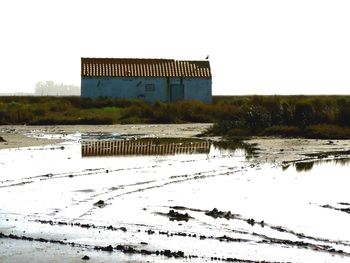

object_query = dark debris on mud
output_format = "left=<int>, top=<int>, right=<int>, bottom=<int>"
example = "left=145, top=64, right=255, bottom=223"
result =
left=167, top=209, right=191, bottom=221
left=155, top=209, right=192, bottom=222
left=205, top=208, right=236, bottom=220
left=93, top=200, right=107, bottom=208
left=176, top=206, right=265, bottom=227
left=81, top=255, right=90, bottom=260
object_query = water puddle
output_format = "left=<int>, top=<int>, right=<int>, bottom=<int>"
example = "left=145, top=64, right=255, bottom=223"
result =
left=81, top=138, right=211, bottom=157
left=282, top=153, right=350, bottom=172
left=292, top=158, right=350, bottom=172
left=1, top=133, right=350, bottom=262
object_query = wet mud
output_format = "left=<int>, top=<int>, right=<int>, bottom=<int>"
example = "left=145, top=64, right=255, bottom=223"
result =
left=3, top=203, right=350, bottom=262
left=0, top=224, right=291, bottom=263
left=1, top=126, right=350, bottom=262
left=26, top=202, right=350, bottom=258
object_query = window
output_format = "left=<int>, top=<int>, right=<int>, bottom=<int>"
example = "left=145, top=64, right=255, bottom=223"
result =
left=145, top=84, right=155, bottom=92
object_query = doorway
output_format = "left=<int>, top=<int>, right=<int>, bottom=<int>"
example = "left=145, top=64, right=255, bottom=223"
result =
left=170, top=84, right=184, bottom=102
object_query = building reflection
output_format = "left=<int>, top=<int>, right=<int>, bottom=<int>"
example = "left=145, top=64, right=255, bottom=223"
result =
left=81, top=138, right=211, bottom=157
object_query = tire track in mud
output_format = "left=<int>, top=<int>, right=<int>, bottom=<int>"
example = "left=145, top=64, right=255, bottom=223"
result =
left=3, top=179, right=349, bottom=261
left=0, top=154, right=215, bottom=188
left=77, top=166, right=243, bottom=218
left=162, top=206, right=350, bottom=257
left=0, top=168, right=102, bottom=188
left=0, top=164, right=153, bottom=188
left=2, top=220, right=291, bottom=263
left=70, top=179, right=158, bottom=207
left=0, top=232, right=291, bottom=263
left=8, top=213, right=350, bottom=262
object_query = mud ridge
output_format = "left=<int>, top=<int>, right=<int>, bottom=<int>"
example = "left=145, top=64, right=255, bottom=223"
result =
left=35, top=219, right=128, bottom=232
left=257, top=234, right=350, bottom=256
left=0, top=165, right=150, bottom=189
left=34, top=205, right=340, bottom=256
left=167, top=206, right=350, bottom=251
left=0, top=232, right=290, bottom=263
left=78, top=166, right=248, bottom=217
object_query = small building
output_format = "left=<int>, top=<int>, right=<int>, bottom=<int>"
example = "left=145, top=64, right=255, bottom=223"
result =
left=81, top=58, right=212, bottom=103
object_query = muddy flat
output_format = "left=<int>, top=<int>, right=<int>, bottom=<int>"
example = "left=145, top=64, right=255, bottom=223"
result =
left=0, top=123, right=212, bottom=150
left=1, top=124, right=350, bottom=262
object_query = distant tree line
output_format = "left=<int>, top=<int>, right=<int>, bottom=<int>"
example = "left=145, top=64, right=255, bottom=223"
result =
left=35, top=81, right=80, bottom=96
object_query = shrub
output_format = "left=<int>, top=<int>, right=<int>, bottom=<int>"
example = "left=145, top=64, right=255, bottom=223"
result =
left=293, top=102, right=315, bottom=128
left=337, top=101, right=350, bottom=126
left=207, top=119, right=243, bottom=135
left=241, top=105, right=271, bottom=131
left=280, top=102, right=293, bottom=125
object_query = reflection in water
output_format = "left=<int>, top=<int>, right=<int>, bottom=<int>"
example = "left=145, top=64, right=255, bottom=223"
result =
left=212, top=140, right=259, bottom=160
left=81, top=137, right=259, bottom=158
left=295, top=162, right=314, bottom=172
left=81, top=138, right=211, bottom=157
left=293, top=157, right=350, bottom=172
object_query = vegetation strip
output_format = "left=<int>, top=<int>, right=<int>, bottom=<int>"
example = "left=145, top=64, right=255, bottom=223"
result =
left=2, top=95, right=350, bottom=138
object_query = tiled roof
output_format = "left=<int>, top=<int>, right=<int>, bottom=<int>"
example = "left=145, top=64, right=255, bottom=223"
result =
left=81, top=58, right=211, bottom=78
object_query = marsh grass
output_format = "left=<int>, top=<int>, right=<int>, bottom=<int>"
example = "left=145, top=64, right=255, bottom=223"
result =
left=207, top=95, right=350, bottom=139
left=1, top=95, right=350, bottom=138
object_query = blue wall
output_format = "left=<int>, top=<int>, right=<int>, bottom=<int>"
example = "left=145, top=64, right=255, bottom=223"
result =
left=183, top=78, right=212, bottom=103
left=81, top=77, right=211, bottom=103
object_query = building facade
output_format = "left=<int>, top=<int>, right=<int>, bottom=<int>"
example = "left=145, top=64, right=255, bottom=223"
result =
left=81, top=58, right=212, bottom=103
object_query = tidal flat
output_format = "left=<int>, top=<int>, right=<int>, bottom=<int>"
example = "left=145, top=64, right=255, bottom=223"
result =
left=1, top=124, right=350, bottom=263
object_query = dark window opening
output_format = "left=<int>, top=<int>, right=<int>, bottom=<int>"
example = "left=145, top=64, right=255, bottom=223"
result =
left=145, top=84, right=155, bottom=92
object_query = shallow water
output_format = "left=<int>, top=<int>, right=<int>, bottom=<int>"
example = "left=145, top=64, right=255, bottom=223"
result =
left=1, top=134, right=350, bottom=262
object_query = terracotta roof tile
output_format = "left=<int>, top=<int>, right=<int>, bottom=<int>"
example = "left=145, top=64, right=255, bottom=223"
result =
left=81, top=58, right=211, bottom=78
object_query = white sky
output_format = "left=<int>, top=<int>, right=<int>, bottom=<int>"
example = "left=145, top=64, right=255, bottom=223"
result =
left=0, top=0, right=350, bottom=95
